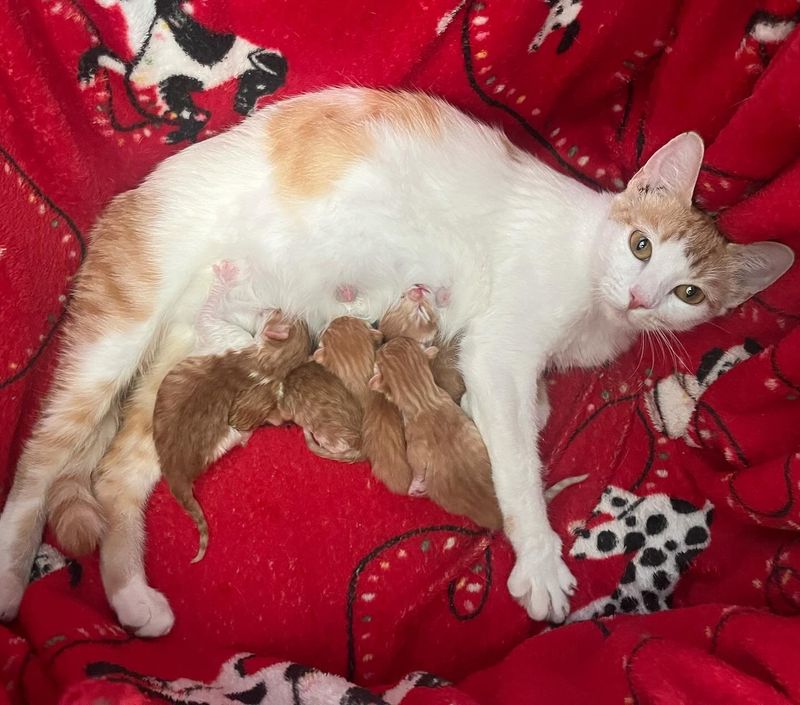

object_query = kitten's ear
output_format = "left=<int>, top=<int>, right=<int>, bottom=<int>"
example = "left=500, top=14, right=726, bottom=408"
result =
left=423, top=346, right=439, bottom=360
left=627, top=132, right=704, bottom=207
left=368, top=371, right=385, bottom=392
left=727, top=241, right=795, bottom=307
left=369, top=328, right=384, bottom=345
left=312, top=346, right=326, bottom=363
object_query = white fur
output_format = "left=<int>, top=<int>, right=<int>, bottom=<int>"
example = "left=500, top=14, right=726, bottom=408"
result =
left=0, top=88, right=792, bottom=628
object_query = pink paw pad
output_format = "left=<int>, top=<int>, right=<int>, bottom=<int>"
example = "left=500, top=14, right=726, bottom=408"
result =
left=335, top=284, right=359, bottom=303
left=408, top=477, right=428, bottom=497
left=212, top=260, right=239, bottom=285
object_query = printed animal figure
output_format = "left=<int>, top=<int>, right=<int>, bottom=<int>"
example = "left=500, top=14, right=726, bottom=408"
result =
left=644, top=339, right=763, bottom=443
left=0, top=88, right=793, bottom=635
left=529, top=0, right=583, bottom=53
left=568, top=486, right=714, bottom=621
left=153, top=310, right=311, bottom=562
left=370, top=337, right=503, bottom=529
left=85, top=655, right=407, bottom=705
left=79, top=0, right=288, bottom=143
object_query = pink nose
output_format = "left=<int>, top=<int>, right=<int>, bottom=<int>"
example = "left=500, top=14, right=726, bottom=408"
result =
left=628, top=289, right=649, bottom=310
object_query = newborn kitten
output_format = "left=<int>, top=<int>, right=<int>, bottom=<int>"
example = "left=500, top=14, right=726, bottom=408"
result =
left=370, top=337, right=503, bottom=530
left=312, top=316, right=384, bottom=400
left=230, top=317, right=371, bottom=461
left=379, top=285, right=465, bottom=402
left=153, top=312, right=311, bottom=562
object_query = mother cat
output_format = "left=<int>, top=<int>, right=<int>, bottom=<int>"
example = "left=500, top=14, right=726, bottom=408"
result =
left=0, top=88, right=792, bottom=636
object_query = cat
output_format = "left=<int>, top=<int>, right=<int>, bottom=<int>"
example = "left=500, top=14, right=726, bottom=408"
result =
left=153, top=309, right=311, bottom=563
left=370, top=337, right=504, bottom=529
left=0, top=87, right=793, bottom=636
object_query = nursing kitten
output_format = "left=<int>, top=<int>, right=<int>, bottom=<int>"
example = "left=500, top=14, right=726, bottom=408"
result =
left=153, top=310, right=311, bottom=562
left=1, top=88, right=793, bottom=635
left=312, top=316, right=384, bottom=400
left=370, top=337, right=503, bottom=529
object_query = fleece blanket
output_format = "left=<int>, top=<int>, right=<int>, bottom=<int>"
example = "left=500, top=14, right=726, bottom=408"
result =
left=1, top=0, right=800, bottom=703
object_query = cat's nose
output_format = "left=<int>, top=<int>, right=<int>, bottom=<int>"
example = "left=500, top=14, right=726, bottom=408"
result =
left=628, top=288, right=649, bottom=310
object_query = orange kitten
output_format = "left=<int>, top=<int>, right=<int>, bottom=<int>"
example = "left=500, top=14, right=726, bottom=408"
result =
left=370, top=337, right=503, bottom=529
left=153, top=312, right=310, bottom=562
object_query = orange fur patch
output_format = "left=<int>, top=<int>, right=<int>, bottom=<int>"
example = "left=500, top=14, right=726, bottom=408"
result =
left=268, top=90, right=443, bottom=200
left=69, top=192, right=158, bottom=340
left=611, top=192, right=735, bottom=309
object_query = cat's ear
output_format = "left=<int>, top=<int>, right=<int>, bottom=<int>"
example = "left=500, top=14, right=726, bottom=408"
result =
left=423, top=346, right=439, bottom=360
left=368, top=371, right=385, bottom=392
left=369, top=327, right=384, bottom=345
left=727, top=241, right=795, bottom=307
left=312, top=346, right=326, bottom=364
left=627, top=132, right=704, bottom=207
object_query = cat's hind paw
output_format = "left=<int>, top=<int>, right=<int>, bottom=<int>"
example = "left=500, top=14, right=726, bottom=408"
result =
left=110, top=577, right=175, bottom=638
left=508, top=530, right=576, bottom=623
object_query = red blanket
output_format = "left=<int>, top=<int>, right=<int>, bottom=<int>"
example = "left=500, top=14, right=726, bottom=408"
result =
left=2, top=0, right=800, bottom=703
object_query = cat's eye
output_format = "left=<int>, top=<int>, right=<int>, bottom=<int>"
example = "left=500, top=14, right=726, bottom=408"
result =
left=629, top=231, right=652, bottom=261
left=674, top=284, right=705, bottom=305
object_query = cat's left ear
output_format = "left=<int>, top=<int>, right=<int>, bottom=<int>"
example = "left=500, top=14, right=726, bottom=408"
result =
left=627, top=132, right=704, bottom=207
left=727, top=241, right=795, bottom=307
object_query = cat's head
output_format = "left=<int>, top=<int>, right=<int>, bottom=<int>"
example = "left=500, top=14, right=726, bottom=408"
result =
left=596, top=132, right=794, bottom=332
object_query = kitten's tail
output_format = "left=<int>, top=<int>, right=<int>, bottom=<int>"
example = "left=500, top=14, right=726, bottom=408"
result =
left=179, top=490, right=210, bottom=564
left=543, top=474, right=589, bottom=502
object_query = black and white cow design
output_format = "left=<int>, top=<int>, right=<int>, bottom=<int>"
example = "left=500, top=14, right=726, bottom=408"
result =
left=568, top=486, right=713, bottom=622
left=644, top=339, right=762, bottom=443
left=79, top=0, right=287, bottom=143
left=86, top=655, right=447, bottom=704
left=30, top=543, right=82, bottom=586
left=529, top=0, right=583, bottom=53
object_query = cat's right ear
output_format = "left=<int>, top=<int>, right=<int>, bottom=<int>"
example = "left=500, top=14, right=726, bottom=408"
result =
left=423, top=346, right=439, bottom=361
left=626, top=132, right=704, bottom=207
left=312, top=346, right=326, bottom=364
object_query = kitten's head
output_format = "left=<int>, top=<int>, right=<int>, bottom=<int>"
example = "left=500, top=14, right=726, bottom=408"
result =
left=313, top=316, right=383, bottom=388
left=369, top=337, right=438, bottom=409
left=596, top=132, right=794, bottom=332
left=379, top=286, right=439, bottom=345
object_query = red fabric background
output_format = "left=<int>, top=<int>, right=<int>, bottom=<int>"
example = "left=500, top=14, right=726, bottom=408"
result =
left=1, top=0, right=799, bottom=703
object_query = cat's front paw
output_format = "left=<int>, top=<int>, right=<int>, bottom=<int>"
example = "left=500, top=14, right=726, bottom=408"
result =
left=508, top=530, right=576, bottom=623
left=110, top=578, right=175, bottom=638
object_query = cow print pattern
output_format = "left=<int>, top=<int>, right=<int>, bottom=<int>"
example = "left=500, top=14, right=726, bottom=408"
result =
left=568, top=486, right=713, bottom=622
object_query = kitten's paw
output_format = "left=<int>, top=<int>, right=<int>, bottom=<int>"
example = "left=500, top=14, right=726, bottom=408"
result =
left=508, top=531, right=576, bottom=623
left=110, top=578, right=175, bottom=638
left=408, top=478, right=428, bottom=497
left=212, top=260, right=240, bottom=286
left=0, top=570, right=26, bottom=622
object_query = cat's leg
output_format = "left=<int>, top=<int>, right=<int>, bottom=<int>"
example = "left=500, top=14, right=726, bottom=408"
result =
left=460, top=331, right=576, bottom=623
left=0, top=192, right=168, bottom=620
left=93, top=326, right=193, bottom=637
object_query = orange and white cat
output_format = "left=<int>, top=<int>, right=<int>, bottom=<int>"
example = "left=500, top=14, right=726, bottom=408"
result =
left=0, top=88, right=793, bottom=636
